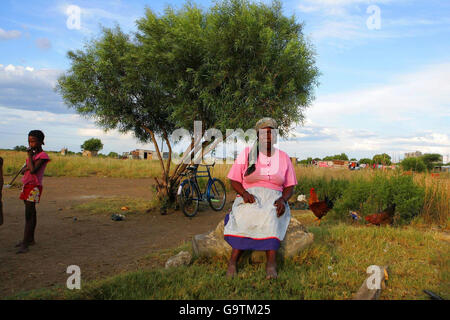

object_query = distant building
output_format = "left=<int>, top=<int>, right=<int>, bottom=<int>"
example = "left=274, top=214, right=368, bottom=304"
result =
left=82, top=150, right=97, bottom=157
left=124, top=149, right=169, bottom=160
left=405, top=151, right=422, bottom=158
left=332, top=160, right=347, bottom=166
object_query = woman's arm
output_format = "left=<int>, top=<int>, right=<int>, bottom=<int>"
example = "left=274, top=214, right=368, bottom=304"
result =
left=274, top=185, right=295, bottom=217
left=230, top=179, right=255, bottom=203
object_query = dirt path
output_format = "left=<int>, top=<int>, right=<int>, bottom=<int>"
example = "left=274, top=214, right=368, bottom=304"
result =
left=0, top=177, right=231, bottom=298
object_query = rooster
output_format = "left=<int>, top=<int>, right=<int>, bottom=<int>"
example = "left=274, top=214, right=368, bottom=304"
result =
left=365, top=204, right=396, bottom=226
left=309, top=188, right=334, bottom=225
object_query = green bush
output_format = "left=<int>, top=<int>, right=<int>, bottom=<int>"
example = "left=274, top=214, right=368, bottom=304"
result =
left=296, top=172, right=425, bottom=226
left=330, top=173, right=424, bottom=225
left=400, top=157, right=426, bottom=172
left=294, top=177, right=350, bottom=203
left=390, top=175, right=425, bottom=225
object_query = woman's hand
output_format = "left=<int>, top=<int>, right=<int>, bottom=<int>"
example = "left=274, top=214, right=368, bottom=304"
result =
left=274, top=197, right=286, bottom=217
left=230, top=180, right=255, bottom=204
left=242, top=191, right=255, bottom=204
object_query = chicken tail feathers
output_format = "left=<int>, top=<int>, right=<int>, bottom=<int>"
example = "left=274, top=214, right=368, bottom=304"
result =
left=324, top=196, right=334, bottom=209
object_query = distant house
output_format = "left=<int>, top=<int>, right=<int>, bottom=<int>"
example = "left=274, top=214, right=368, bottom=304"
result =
left=434, top=165, right=450, bottom=172
left=124, top=149, right=169, bottom=160
left=332, top=160, right=347, bottom=167
left=82, top=150, right=97, bottom=157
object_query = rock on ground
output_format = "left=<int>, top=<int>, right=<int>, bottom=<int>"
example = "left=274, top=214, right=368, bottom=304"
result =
left=192, top=217, right=314, bottom=263
left=165, top=251, right=192, bottom=269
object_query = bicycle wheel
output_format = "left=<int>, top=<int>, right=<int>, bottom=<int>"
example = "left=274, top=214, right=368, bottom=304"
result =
left=208, top=178, right=226, bottom=211
left=178, top=180, right=200, bottom=217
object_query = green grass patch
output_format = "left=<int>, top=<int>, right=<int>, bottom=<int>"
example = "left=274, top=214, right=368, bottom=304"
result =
left=10, top=221, right=449, bottom=300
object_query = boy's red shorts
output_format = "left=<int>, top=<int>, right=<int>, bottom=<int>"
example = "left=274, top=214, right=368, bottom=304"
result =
left=20, top=184, right=43, bottom=203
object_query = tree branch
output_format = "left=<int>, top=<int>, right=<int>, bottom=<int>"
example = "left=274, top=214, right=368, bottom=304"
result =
left=142, top=126, right=167, bottom=185
left=162, top=130, right=172, bottom=181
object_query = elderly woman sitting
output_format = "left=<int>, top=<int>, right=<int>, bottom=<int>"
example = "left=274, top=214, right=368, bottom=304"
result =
left=224, top=118, right=297, bottom=279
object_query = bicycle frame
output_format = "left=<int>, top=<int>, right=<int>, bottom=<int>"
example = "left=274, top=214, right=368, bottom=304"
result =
left=180, top=164, right=217, bottom=202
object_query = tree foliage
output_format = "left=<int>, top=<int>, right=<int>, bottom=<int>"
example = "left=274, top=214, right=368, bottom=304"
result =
left=359, top=158, right=372, bottom=165
left=420, top=153, right=442, bottom=170
left=81, top=138, right=104, bottom=152
left=13, top=145, right=28, bottom=152
left=373, top=153, right=391, bottom=165
left=323, top=153, right=349, bottom=161
left=56, top=0, right=320, bottom=201
left=400, top=157, right=426, bottom=172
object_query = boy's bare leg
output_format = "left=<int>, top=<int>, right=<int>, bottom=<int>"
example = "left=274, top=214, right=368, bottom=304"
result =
left=0, top=157, right=3, bottom=226
left=17, top=201, right=36, bottom=253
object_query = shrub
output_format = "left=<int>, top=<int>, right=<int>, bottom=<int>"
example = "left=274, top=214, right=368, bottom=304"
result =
left=330, top=173, right=425, bottom=225
left=400, top=157, right=426, bottom=172
left=294, top=177, right=350, bottom=204
left=13, top=145, right=27, bottom=152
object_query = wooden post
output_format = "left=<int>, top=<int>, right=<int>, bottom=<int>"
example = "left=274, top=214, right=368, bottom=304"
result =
left=353, top=265, right=389, bottom=300
left=290, top=157, right=296, bottom=167
left=0, top=157, right=3, bottom=225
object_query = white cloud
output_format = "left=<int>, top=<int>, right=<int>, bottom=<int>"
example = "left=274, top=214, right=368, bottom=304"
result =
left=296, top=0, right=450, bottom=42
left=278, top=62, right=450, bottom=159
left=305, top=62, right=450, bottom=122
left=0, top=28, right=21, bottom=40
left=56, top=2, right=140, bottom=35
left=0, top=106, right=156, bottom=154
left=0, top=64, right=65, bottom=113
left=280, top=126, right=449, bottom=161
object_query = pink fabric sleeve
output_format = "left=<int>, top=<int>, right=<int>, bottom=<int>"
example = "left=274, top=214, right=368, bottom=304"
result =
left=283, top=154, right=298, bottom=188
left=35, top=152, right=50, bottom=161
left=226, top=147, right=249, bottom=183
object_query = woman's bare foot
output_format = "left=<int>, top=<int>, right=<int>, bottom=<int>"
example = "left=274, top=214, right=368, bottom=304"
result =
left=16, top=245, right=29, bottom=254
left=266, top=263, right=278, bottom=279
left=226, top=262, right=238, bottom=278
left=15, top=240, right=35, bottom=247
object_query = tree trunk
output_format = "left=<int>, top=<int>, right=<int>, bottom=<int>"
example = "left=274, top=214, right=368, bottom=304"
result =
left=143, top=127, right=233, bottom=212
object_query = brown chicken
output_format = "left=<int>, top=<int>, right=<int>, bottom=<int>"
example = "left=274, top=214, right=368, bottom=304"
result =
left=309, top=188, right=334, bottom=225
left=365, top=204, right=396, bottom=226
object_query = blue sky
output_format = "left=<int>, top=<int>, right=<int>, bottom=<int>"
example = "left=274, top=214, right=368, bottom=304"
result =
left=0, top=0, right=449, bottom=162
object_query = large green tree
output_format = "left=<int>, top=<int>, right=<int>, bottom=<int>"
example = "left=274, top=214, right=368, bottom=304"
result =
left=373, top=153, right=392, bottom=165
left=420, top=153, right=442, bottom=170
left=56, top=0, right=319, bottom=203
left=323, top=153, right=349, bottom=161
left=81, top=138, right=103, bottom=153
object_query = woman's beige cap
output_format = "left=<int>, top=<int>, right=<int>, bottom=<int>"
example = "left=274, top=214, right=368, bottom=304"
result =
left=255, top=117, right=278, bottom=131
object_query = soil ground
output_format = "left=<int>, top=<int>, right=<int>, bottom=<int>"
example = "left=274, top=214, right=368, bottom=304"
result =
left=0, top=177, right=232, bottom=298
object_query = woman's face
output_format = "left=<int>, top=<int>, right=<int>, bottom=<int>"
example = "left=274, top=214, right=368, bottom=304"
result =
left=258, top=127, right=276, bottom=150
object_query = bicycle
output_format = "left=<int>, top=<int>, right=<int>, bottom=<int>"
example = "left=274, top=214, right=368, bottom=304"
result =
left=177, top=162, right=227, bottom=217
